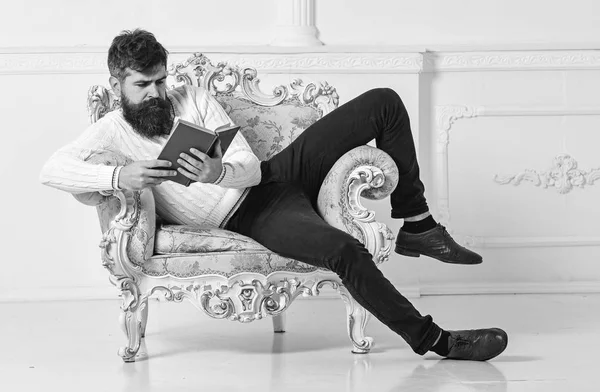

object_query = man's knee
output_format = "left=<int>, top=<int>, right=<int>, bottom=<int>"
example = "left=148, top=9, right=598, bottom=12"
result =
left=365, top=87, right=404, bottom=107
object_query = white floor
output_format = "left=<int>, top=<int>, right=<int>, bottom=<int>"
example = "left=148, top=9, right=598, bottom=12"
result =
left=1, top=293, right=599, bottom=392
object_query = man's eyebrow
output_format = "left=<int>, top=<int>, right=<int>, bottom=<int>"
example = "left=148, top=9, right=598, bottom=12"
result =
left=134, top=76, right=167, bottom=84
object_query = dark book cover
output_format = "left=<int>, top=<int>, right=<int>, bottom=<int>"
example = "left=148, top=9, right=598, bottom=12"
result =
left=157, top=119, right=240, bottom=186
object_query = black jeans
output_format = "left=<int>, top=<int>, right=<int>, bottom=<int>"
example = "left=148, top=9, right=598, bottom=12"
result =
left=225, top=88, right=441, bottom=355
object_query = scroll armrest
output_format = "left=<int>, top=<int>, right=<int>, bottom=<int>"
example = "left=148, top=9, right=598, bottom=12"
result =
left=317, top=145, right=399, bottom=264
left=82, top=152, right=156, bottom=273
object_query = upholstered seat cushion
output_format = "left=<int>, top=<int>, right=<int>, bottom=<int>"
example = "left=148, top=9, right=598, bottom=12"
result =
left=148, top=224, right=322, bottom=278
left=155, top=225, right=267, bottom=254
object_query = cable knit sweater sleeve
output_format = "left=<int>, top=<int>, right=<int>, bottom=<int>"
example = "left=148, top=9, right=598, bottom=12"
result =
left=39, top=118, right=118, bottom=193
left=192, top=87, right=262, bottom=189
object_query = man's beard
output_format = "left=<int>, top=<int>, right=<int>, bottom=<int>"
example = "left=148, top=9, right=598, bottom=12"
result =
left=121, top=95, right=174, bottom=138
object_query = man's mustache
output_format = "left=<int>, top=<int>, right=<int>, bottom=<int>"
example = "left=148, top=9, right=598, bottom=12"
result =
left=126, top=97, right=169, bottom=110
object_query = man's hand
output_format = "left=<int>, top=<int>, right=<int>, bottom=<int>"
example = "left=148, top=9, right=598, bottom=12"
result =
left=118, top=160, right=177, bottom=190
left=177, top=139, right=224, bottom=184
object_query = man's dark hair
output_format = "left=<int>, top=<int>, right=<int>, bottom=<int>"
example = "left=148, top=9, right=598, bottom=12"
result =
left=107, top=29, right=169, bottom=80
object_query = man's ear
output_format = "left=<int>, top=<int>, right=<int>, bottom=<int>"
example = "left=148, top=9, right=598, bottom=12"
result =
left=109, top=76, right=122, bottom=97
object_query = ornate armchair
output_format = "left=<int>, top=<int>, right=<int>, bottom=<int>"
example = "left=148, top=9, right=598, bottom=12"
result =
left=84, top=53, right=399, bottom=362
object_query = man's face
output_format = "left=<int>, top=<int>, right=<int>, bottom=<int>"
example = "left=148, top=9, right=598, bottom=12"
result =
left=113, top=64, right=174, bottom=138
left=119, top=64, right=168, bottom=104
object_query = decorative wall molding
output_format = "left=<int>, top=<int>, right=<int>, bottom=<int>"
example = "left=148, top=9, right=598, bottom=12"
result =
left=435, top=105, right=483, bottom=225
left=434, top=105, right=600, bottom=247
left=0, top=52, right=107, bottom=74
left=424, top=50, right=600, bottom=72
left=494, top=154, right=600, bottom=194
left=182, top=53, right=424, bottom=74
left=434, top=105, right=481, bottom=224
left=8, top=48, right=600, bottom=75
left=0, top=51, right=424, bottom=75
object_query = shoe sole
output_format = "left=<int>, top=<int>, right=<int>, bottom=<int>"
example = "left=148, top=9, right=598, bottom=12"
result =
left=395, top=245, right=483, bottom=265
left=394, top=246, right=421, bottom=258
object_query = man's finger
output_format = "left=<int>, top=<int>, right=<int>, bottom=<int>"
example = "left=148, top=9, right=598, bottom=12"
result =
left=143, top=159, right=173, bottom=168
left=147, top=169, right=177, bottom=178
left=180, top=152, right=202, bottom=167
left=177, top=167, right=197, bottom=180
left=189, top=148, right=208, bottom=161
left=177, top=158, right=202, bottom=174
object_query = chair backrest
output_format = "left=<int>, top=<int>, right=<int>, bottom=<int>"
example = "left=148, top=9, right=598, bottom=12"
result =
left=87, top=53, right=339, bottom=161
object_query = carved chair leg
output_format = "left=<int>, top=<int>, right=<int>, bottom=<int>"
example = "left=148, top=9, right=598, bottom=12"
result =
left=140, top=298, right=149, bottom=338
left=117, top=287, right=145, bottom=362
left=272, top=313, right=287, bottom=333
left=337, top=286, right=374, bottom=354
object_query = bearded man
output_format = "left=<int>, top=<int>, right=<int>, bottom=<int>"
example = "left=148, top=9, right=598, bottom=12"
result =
left=40, top=29, right=508, bottom=361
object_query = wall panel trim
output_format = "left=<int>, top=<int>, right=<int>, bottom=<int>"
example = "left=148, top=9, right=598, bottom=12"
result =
left=5, top=47, right=600, bottom=75
left=435, top=105, right=600, bottom=248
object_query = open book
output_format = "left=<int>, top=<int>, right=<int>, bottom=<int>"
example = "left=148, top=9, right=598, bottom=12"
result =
left=157, top=119, right=241, bottom=186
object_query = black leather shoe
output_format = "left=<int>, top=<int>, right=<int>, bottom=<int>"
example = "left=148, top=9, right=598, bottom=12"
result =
left=395, top=224, right=483, bottom=264
left=445, top=328, right=508, bottom=361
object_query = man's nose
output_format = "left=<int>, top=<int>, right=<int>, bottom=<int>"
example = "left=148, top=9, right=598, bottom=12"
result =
left=146, top=83, right=159, bottom=98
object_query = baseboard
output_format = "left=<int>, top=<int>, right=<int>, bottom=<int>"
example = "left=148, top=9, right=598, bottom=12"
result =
left=1, top=282, right=598, bottom=303
left=312, top=286, right=422, bottom=299
left=419, top=282, right=600, bottom=296
left=0, top=286, right=120, bottom=303
left=0, top=285, right=421, bottom=303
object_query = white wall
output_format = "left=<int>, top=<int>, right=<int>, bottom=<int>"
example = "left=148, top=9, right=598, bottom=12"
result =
left=317, top=0, right=600, bottom=48
left=9, top=0, right=600, bottom=49
left=4, top=0, right=275, bottom=47
left=421, top=65, right=600, bottom=294
left=2, top=0, right=599, bottom=301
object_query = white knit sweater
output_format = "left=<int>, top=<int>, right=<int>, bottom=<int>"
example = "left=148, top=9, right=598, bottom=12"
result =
left=40, top=85, right=261, bottom=228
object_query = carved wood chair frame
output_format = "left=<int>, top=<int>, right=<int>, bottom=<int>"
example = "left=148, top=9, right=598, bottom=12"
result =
left=86, top=53, right=398, bottom=362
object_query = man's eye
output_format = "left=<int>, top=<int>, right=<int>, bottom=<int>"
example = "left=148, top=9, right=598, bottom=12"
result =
left=157, top=80, right=165, bottom=85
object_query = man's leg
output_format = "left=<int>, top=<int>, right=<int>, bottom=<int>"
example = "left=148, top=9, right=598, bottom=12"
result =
left=261, top=88, right=482, bottom=264
left=261, top=88, right=424, bottom=215
left=226, top=182, right=508, bottom=360
left=226, top=182, right=441, bottom=355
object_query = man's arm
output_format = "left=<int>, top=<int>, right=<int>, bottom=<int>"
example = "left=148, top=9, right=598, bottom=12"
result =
left=192, top=87, right=261, bottom=188
left=39, top=120, right=120, bottom=193
left=40, top=118, right=178, bottom=194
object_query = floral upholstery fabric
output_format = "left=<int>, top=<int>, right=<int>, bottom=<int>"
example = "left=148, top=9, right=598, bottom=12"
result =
left=154, top=225, right=267, bottom=254
left=217, top=95, right=320, bottom=161
left=151, top=224, right=322, bottom=278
